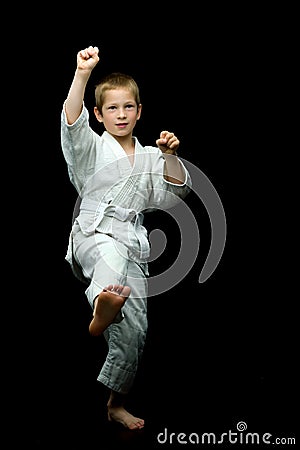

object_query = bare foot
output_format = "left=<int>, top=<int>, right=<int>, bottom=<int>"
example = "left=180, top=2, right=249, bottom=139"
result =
left=108, top=406, right=145, bottom=430
left=89, top=284, right=131, bottom=336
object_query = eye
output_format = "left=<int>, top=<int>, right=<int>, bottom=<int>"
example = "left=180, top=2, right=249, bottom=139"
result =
left=125, top=104, right=135, bottom=109
left=108, top=105, right=116, bottom=110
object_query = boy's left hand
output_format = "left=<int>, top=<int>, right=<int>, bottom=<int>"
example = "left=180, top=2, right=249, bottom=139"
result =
left=156, top=131, right=179, bottom=155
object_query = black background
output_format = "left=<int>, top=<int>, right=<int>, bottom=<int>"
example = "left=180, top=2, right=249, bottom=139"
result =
left=9, top=5, right=297, bottom=449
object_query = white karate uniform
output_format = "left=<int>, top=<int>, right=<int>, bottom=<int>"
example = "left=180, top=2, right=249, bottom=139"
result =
left=61, top=103, right=191, bottom=393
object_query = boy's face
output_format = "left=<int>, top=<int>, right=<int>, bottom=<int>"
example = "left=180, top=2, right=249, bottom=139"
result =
left=94, top=88, right=142, bottom=138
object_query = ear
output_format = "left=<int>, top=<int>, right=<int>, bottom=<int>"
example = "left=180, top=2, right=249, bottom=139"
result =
left=94, top=106, right=103, bottom=122
left=137, top=103, right=142, bottom=120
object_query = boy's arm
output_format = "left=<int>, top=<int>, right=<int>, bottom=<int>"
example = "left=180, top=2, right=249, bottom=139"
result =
left=65, top=46, right=100, bottom=125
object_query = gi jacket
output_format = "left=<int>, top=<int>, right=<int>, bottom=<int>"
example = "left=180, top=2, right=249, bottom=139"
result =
left=61, top=103, right=192, bottom=281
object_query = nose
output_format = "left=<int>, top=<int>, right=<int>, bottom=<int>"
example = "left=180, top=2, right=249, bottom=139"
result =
left=118, top=108, right=127, bottom=118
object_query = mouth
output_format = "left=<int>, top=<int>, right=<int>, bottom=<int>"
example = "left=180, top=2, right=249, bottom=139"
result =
left=116, top=123, right=128, bottom=128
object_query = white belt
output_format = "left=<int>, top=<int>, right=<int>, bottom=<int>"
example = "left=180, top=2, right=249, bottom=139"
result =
left=79, top=198, right=150, bottom=261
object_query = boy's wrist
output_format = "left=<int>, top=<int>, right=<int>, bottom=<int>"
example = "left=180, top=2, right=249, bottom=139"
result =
left=163, top=149, right=178, bottom=157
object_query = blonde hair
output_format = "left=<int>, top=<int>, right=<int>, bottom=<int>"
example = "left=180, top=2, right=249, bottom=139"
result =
left=95, top=72, right=141, bottom=114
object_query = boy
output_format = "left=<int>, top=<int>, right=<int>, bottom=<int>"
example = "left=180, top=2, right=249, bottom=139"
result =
left=61, top=45, right=191, bottom=429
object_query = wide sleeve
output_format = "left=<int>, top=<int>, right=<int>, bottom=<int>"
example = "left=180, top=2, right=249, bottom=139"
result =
left=60, top=102, right=99, bottom=193
left=144, top=147, right=192, bottom=210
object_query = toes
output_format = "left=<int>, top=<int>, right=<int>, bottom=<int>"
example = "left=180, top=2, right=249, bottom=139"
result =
left=116, top=285, right=124, bottom=294
left=113, top=284, right=122, bottom=293
left=131, top=419, right=144, bottom=430
left=121, top=286, right=131, bottom=297
left=104, top=284, right=114, bottom=292
left=103, top=284, right=131, bottom=297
